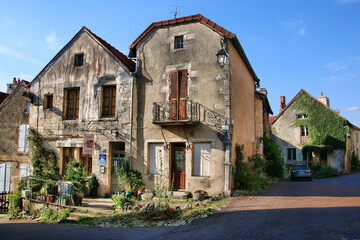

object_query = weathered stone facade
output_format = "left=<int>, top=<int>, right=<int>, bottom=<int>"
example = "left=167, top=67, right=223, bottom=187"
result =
left=29, top=27, right=135, bottom=196
left=0, top=80, right=31, bottom=191
left=129, top=14, right=262, bottom=195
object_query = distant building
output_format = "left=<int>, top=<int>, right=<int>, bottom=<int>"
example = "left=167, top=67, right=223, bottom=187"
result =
left=0, top=78, right=31, bottom=192
left=271, top=89, right=360, bottom=174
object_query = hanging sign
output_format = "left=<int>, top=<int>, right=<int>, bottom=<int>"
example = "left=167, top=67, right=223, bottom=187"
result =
left=83, top=134, right=94, bottom=155
left=99, top=154, right=107, bottom=165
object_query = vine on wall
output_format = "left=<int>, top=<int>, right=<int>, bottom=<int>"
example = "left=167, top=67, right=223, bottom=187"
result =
left=291, top=92, right=347, bottom=155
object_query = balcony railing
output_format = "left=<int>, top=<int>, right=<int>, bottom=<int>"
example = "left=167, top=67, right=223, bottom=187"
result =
left=152, top=100, right=229, bottom=132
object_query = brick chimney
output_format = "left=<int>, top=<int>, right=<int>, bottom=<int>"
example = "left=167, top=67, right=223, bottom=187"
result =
left=7, top=77, right=21, bottom=94
left=280, top=96, right=286, bottom=112
left=317, top=92, right=330, bottom=107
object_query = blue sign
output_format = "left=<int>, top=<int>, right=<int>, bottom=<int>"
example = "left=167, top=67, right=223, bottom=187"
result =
left=99, top=154, right=106, bottom=165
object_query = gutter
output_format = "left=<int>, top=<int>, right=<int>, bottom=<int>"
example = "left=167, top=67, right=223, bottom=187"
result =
left=129, top=58, right=138, bottom=168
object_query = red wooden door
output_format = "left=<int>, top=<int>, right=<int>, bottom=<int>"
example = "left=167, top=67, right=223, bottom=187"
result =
left=169, top=70, right=187, bottom=120
left=172, top=143, right=186, bottom=189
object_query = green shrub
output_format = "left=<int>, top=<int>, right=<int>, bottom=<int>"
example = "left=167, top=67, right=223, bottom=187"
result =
left=115, top=161, right=144, bottom=192
left=311, top=164, right=340, bottom=179
left=232, top=144, right=268, bottom=191
left=351, top=152, right=360, bottom=171
left=46, top=182, right=58, bottom=195
left=39, top=207, right=59, bottom=222
left=112, top=192, right=126, bottom=210
left=64, top=160, right=87, bottom=206
left=61, top=208, right=72, bottom=219
left=263, top=133, right=284, bottom=179
left=8, top=189, right=22, bottom=218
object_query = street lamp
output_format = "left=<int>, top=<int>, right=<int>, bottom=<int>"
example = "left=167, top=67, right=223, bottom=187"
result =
left=217, top=49, right=228, bottom=67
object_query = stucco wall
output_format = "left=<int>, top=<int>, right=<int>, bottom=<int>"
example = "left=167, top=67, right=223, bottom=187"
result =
left=134, top=22, right=230, bottom=195
left=29, top=31, right=132, bottom=196
left=229, top=42, right=256, bottom=160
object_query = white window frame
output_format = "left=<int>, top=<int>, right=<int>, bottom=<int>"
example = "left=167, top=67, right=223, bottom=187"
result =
left=193, top=143, right=211, bottom=177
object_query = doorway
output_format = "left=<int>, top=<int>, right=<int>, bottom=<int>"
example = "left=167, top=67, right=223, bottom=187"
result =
left=171, top=143, right=186, bottom=189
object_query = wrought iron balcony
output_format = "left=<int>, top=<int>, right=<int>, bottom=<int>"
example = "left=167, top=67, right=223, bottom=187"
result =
left=152, top=99, right=229, bottom=132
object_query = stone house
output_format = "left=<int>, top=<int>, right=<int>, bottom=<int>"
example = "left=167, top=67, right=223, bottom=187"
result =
left=0, top=78, right=31, bottom=191
left=28, top=27, right=135, bottom=196
left=271, top=89, right=360, bottom=173
left=255, top=88, right=273, bottom=155
left=128, top=14, right=264, bottom=196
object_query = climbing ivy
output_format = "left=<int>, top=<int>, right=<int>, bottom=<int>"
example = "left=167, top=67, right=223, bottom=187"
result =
left=28, top=128, right=59, bottom=180
left=291, top=92, right=347, bottom=154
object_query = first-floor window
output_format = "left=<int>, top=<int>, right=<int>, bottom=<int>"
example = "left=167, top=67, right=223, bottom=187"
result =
left=149, top=143, right=164, bottom=175
left=193, top=143, right=210, bottom=176
left=80, top=148, right=92, bottom=176
left=20, top=164, right=31, bottom=179
left=287, top=148, right=296, bottom=161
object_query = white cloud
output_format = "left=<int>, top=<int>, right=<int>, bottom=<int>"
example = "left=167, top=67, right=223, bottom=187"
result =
left=324, top=62, right=347, bottom=72
left=347, top=107, right=360, bottom=112
left=0, top=44, right=43, bottom=65
left=334, top=0, right=360, bottom=4
left=283, top=19, right=306, bottom=36
left=46, top=31, right=61, bottom=49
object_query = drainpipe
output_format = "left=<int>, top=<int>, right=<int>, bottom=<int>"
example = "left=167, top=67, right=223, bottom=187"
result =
left=128, top=58, right=138, bottom=169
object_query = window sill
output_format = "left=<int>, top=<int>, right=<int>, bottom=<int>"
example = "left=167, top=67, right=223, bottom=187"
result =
left=190, top=176, right=211, bottom=179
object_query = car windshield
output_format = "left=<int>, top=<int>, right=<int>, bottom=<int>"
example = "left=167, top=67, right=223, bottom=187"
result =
left=294, top=165, right=309, bottom=170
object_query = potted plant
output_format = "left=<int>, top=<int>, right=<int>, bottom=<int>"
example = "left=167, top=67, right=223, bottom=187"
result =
left=46, top=182, right=58, bottom=203
left=88, top=174, right=99, bottom=197
left=64, top=160, right=87, bottom=206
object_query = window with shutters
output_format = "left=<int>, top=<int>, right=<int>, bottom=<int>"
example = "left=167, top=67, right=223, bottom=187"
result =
left=102, top=85, right=116, bottom=117
left=149, top=143, right=164, bottom=175
left=64, top=88, right=80, bottom=119
left=18, top=124, right=29, bottom=152
left=193, top=143, right=211, bottom=176
left=169, top=70, right=187, bottom=120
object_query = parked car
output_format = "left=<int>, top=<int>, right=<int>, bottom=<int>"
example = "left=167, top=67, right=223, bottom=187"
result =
left=291, top=165, right=312, bottom=181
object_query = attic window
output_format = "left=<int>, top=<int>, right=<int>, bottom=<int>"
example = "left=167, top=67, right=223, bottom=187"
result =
left=175, top=36, right=184, bottom=49
left=296, top=114, right=308, bottom=119
left=74, top=53, right=84, bottom=67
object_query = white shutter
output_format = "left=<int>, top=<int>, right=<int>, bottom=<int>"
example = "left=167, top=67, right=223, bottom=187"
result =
left=18, top=124, right=29, bottom=152
left=149, top=144, right=164, bottom=175
left=0, top=163, right=11, bottom=192
left=194, top=143, right=211, bottom=176
left=20, top=164, right=30, bottom=179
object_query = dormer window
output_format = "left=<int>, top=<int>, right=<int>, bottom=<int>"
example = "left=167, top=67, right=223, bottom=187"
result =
left=175, top=36, right=184, bottom=49
left=74, top=53, right=84, bottom=67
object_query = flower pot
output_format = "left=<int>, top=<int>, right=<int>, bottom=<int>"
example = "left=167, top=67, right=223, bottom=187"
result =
left=46, top=195, right=56, bottom=203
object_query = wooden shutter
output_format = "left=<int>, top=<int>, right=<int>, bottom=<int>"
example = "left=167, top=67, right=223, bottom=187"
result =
left=169, top=71, right=178, bottom=120
left=169, top=70, right=187, bottom=120
left=149, top=144, right=164, bottom=175
left=178, top=70, right=187, bottom=120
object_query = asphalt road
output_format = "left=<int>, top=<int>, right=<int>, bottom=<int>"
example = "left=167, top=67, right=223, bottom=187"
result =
left=1, top=173, right=360, bottom=240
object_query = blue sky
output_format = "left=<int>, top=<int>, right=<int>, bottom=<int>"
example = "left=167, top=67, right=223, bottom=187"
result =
left=0, top=0, right=359, bottom=126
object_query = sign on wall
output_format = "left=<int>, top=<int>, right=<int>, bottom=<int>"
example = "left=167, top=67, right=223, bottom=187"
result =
left=83, top=134, right=94, bottom=155
left=99, top=154, right=106, bottom=165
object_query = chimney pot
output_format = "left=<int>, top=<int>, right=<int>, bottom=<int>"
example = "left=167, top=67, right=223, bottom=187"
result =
left=280, top=96, right=286, bottom=112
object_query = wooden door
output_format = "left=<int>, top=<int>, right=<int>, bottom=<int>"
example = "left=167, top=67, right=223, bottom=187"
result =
left=172, top=143, right=186, bottom=189
left=169, top=70, right=187, bottom=120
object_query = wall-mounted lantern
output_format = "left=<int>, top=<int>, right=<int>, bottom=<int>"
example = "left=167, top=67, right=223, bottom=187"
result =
left=346, top=132, right=351, bottom=137
left=217, top=49, right=228, bottom=67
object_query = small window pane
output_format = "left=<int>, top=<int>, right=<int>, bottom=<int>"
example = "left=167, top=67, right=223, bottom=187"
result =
left=74, top=53, right=84, bottom=67
left=175, top=36, right=184, bottom=49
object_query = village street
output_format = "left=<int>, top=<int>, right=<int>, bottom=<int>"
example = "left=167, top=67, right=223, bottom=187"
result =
left=1, top=172, right=360, bottom=240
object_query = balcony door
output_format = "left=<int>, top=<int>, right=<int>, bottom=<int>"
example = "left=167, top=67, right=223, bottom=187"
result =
left=169, top=70, right=187, bottom=120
